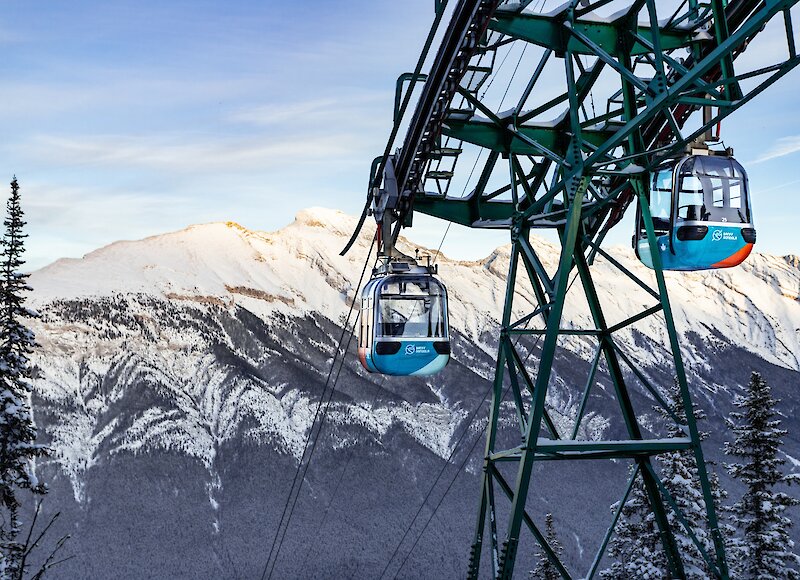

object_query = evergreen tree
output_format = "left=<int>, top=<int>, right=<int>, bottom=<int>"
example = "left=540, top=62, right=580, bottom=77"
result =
left=655, top=380, right=730, bottom=578
left=725, top=371, right=800, bottom=579
left=600, top=475, right=666, bottom=579
left=531, top=513, right=563, bottom=580
left=602, top=380, right=730, bottom=578
left=0, top=178, right=46, bottom=576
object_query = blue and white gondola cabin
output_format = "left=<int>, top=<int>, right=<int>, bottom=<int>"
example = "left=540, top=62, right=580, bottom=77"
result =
left=634, top=152, right=756, bottom=271
left=358, top=263, right=450, bottom=376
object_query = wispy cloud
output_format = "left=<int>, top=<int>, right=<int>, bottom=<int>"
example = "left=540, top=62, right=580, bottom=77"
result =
left=227, top=93, right=389, bottom=127
left=20, top=131, right=370, bottom=174
left=0, top=74, right=262, bottom=121
left=758, top=177, right=800, bottom=194
left=752, top=135, right=800, bottom=164
left=24, top=182, right=195, bottom=229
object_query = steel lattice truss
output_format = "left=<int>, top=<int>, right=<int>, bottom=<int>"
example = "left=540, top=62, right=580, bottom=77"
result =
left=348, top=0, right=800, bottom=578
left=414, top=1, right=798, bottom=233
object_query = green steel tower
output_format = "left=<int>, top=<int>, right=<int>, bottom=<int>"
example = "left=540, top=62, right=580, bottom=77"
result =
left=344, top=1, right=800, bottom=577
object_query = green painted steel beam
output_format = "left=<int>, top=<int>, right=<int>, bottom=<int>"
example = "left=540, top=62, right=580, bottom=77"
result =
left=572, top=224, right=687, bottom=577
left=509, top=328, right=603, bottom=336
left=364, top=3, right=800, bottom=578
left=490, top=8, right=699, bottom=56
left=491, top=467, right=572, bottom=579
left=635, top=179, right=730, bottom=577
left=413, top=1, right=800, bottom=232
left=442, top=114, right=617, bottom=154
left=413, top=193, right=514, bottom=227
left=489, top=437, right=694, bottom=460
left=534, top=437, right=693, bottom=453
left=495, top=184, right=588, bottom=580
left=492, top=449, right=694, bottom=461
left=570, top=345, right=602, bottom=440
left=467, top=243, right=522, bottom=579
left=643, top=461, right=724, bottom=576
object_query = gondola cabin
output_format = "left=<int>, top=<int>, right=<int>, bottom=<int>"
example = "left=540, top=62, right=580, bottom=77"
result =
left=358, top=261, right=450, bottom=376
left=634, top=151, right=756, bottom=271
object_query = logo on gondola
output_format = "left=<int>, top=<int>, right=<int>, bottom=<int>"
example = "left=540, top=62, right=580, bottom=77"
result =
left=405, top=344, right=416, bottom=355
left=711, top=229, right=723, bottom=241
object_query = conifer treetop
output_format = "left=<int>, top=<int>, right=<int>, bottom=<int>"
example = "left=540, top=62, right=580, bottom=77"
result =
left=725, top=372, right=800, bottom=579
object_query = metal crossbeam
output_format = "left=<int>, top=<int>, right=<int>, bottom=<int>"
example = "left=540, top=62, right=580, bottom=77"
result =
left=489, top=437, right=693, bottom=460
left=491, top=7, right=698, bottom=56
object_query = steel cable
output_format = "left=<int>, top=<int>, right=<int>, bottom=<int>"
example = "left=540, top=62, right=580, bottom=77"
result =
left=377, top=321, right=547, bottom=580
left=381, top=269, right=581, bottom=579
left=298, top=372, right=388, bottom=578
left=340, top=0, right=453, bottom=256
left=260, top=233, right=376, bottom=580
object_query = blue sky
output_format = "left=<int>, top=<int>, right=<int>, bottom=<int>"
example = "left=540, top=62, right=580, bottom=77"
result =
left=2, top=1, right=799, bottom=269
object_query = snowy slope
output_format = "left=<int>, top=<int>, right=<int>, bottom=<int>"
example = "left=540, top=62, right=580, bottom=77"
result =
left=31, top=206, right=800, bottom=371
left=24, top=208, right=800, bottom=578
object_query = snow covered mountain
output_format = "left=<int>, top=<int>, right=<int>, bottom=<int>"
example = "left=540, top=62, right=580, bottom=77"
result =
left=26, top=208, right=800, bottom=578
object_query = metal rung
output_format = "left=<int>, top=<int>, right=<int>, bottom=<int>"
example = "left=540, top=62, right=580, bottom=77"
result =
left=445, top=108, right=474, bottom=119
left=466, top=65, right=492, bottom=74
left=420, top=190, right=447, bottom=199
left=427, top=170, right=454, bottom=179
left=430, top=147, right=463, bottom=158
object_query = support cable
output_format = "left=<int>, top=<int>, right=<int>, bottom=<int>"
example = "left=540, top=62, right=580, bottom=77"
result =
left=265, top=310, right=366, bottom=580
left=264, top=302, right=367, bottom=580
left=378, top=318, right=551, bottom=579
left=340, top=0, right=453, bottom=256
left=382, top=268, right=582, bottom=579
left=390, top=342, right=548, bottom=579
left=389, top=392, right=498, bottom=580
left=274, top=310, right=364, bottom=575
left=297, top=374, right=388, bottom=575
left=260, top=234, right=376, bottom=580
left=377, top=377, right=502, bottom=580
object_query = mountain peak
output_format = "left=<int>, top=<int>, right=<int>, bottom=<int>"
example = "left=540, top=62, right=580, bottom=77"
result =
left=293, top=207, right=351, bottom=226
left=222, top=220, right=248, bottom=232
left=26, top=209, right=371, bottom=317
left=291, top=207, right=358, bottom=236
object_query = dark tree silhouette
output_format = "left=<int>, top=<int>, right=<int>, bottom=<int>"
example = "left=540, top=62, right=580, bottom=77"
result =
left=725, top=371, right=800, bottom=578
left=0, top=178, right=48, bottom=576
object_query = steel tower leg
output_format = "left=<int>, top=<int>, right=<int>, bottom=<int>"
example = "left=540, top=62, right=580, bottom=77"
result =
left=468, top=181, right=729, bottom=579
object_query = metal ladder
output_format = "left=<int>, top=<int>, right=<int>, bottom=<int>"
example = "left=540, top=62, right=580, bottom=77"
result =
left=423, top=29, right=503, bottom=197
